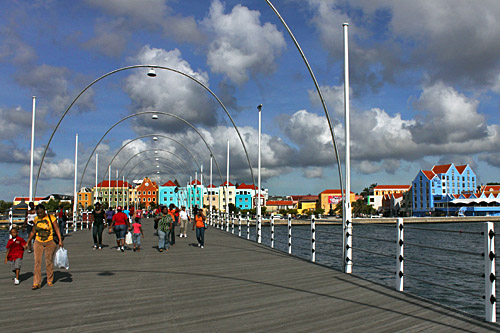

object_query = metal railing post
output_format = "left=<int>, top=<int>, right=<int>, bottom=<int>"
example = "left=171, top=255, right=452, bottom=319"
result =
left=231, top=213, right=235, bottom=234
left=345, top=219, right=352, bottom=273
left=311, top=214, right=316, bottom=262
left=65, top=210, right=69, bottom=234
left=485, top=222, right=496, bottom=323
left=257, top=213, right=262, bottom=244
left=8, top=208, right=13, bottom=238
left=238, top=212, right=241, bottom=237
left=271, top=213, right=275, bottom=248
left=246, top=212, right=250, bottom=240
left=226, top=212, right=229, bottom=232
left=396, top=218, right=404, bottom=292
left=288, top=214, right=292, bottom=255
left=73, top=210, right=77, bottom=232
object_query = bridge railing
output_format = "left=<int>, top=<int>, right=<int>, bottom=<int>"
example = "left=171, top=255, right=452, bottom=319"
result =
left=214, top=213, right=496, bottom=323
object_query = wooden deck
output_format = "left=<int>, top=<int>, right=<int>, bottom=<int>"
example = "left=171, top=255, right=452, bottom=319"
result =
left=1, top=219, right=498, bottom=332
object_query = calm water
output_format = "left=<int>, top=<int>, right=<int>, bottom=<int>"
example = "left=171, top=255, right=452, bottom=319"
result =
left=1, top=221, right=496, bottom=318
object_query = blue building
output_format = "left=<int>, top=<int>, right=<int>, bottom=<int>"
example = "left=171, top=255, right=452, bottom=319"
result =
left=235, top=183, right=256, bottom=210
left=187, top=179, right=204, bottom=209
left=411, top=164, right=477, bottom=216
left=158, top=180, right=179, bottom=207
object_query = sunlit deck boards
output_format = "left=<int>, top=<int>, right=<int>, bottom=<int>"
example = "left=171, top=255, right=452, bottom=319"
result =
left=0, top=219, right=498, bottom=332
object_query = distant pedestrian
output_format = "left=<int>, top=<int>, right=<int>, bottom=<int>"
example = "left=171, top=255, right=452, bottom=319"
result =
left=25, top=204, right=63, bottom=290
left=23, top=202, right=36, bottom=253
left=179, top=206, right=190, bottom=238
left=131, top=218, right=144, bottom=252
left=5, top=227, right=26, bottom=285
left=108, top=206, right=130, bottom=252
left=105, top=206, right=115, bottom=226
left=193, top=209, right=206, bottom=248
left=155, top=206, right=173, bottom=252
left=91, top=202, right=106, bottom=250
left=56, top=203, right=68, bottom=238
left=168, top=204, right=178, bottom=246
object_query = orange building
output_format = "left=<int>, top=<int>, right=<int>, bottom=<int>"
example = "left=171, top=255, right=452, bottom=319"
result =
left=136, top=177, right=159, bottom=209
left=319, top=189, right=356, bottom=215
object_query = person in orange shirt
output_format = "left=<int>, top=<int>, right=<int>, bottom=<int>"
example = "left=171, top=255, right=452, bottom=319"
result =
left=192, top=209, right=206, bottom=248
left=167, top=204, right=178, bottom=246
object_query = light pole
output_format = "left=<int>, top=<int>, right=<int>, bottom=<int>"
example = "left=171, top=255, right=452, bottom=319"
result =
left=257, top=104, right=262, bottom=243
left=29, top=96, right=36, bottom=203
left=73, top=134, right=78, bottom=228
left=343, top=23, right=352, bottom=274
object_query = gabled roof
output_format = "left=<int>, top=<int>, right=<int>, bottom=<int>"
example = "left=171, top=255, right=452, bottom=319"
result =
left=221, top=181, right=234, bottom=186
left=161, top=180, right=177, bottom=187
left=237, top=183, right=257, bottom=190
left=374, top=185, right=411, bottom=190
left=393, top=193, right=404, bottom=199
left=206, top=184, right=217, bottom=188
left=456, top=165, right=467, bottom=174
left=432, top=164, right=452, bottom=174
left=96, top=180, right=133, bottom=188
left=191, top=179, right=201, bottom=185
left=422, top=170, right=436, bottom=180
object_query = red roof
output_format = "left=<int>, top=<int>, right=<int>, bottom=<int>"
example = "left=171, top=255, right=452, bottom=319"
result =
left=14, top=197, right=45, bottom=202
left=298, top=195, right=319, bottom=201
left=206, top=184, right=217, bottom=188
left=162, top=180, right=177, bottom=187
left=374, top=185, right=411, bottom=190
left=266, top=200, right=293, bottom=206
left=221, top=181, right=234, bottom=186
left=96, top=180, right=133, bottom=188
left=320, top=189, right=354, bottom=195
left=432, top=164, right=452, bottom=174
left=393, top=193, right=404, bottom=199
left=456, top=165, right=467, bottom=174
left=237, top=183, right=257, bottom=190
left=422, top=170, right=435, bottom=180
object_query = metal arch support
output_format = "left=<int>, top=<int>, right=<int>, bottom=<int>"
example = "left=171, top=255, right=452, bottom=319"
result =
left=265, top=0, right=345, bottom=270
left=124, top=156, right=189, bottom=183
left=119, top=151, right=191, bottom=181
left=99, top=148, right=193, bottom=194
left=78, top=111, right=224, bottom=192
left=35, top=64, right=255, bottom=197
left=81, top=133, right=201, bottom=190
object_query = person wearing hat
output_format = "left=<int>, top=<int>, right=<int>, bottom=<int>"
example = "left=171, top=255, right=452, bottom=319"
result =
left=108, top=206, right=130, bottom=252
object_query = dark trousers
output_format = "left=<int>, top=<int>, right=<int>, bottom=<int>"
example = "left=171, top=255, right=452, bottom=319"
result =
left=196, top=227, right=205, bottom=246
left=93, top=224, right=104, bottom=245
left=169, top=225, right=176, bottom=245
left=58, top=218, right=66, bottom=236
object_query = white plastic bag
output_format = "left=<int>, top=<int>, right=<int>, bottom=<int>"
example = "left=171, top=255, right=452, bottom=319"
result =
left=54, top=247, right=69, bottom=269
left=125, top=231, right=133, bottom=245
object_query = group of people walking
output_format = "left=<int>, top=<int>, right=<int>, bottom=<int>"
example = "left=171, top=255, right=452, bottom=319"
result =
left=5, top=201, right=207, bottom=289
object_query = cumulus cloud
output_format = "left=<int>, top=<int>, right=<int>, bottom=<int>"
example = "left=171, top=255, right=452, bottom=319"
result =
left=304, top=167, right=324, bottom=179
left=202, top=0, right=286, bottom=85
left=82, top=18, right=130, bottom=57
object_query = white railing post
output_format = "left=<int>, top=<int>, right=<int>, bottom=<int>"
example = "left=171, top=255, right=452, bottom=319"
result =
left=271, top=213, right=275, bottom=248
left=396, top=218, right=404, bottom=292
left=238, top=212, right=242, bottom=237
left=65, top=210, right=69, bottom=234
left=257, top=212, right=262, bottom=244
left=311, top=214, right=316, bottom=262
left=288, top=214, right=292, bottom=255
left=226, top=212, right=229, bottom=232
left=345, top=219, right=352, bottom=273
left=8, top=208, right=13, bottom=238
left=246, top=212, right=250, bottom=240
left=485, top=222, right=496, bottom=323
left=231, top=213, right=235, bottom=234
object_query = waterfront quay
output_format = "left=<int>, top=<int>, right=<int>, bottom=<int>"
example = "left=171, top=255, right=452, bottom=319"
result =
left=1, top=219, right=498, bottom=332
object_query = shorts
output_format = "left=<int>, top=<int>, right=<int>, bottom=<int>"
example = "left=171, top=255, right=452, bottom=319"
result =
left=10, top=258, right=22, bottom=271
left=114, top=224, right=127, bottom=240
left=26, top=224, right=33, bottom=236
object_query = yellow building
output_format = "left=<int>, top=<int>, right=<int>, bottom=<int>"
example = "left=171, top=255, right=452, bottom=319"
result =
left=77, top=187, right=93, bottom=210
left=319, top=190, right=356, bottom=215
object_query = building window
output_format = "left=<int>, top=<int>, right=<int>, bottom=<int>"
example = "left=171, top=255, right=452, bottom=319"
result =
left=143, top=198, right=146, bottom=202
left=143, top=191, right=146, bottom=195
left=148, top=191, right=151, bottom=195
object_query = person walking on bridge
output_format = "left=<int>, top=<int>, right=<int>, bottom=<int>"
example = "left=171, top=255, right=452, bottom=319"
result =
left=155, top=206, right=173, bottom=252
left=193, top=209, right=206, bottom=249
left=105, top=207, right=114, bottom=227
left=91, top=202, right=105, bottom=250
left=108, top=206, right=130, bottom=252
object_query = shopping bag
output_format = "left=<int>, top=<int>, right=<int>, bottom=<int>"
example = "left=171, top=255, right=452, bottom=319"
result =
left=54, top=247, right=70, bottom=269
left=125, top=231, right=133, bottom=245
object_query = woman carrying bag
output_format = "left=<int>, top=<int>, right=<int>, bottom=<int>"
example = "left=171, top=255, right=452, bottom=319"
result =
left=24, top=204, right=64, bottom=290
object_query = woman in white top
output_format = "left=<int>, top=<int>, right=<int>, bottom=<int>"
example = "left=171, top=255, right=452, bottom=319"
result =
left=23, top=202, right=36, bottom=253
left=178, top=206, right=190, bottom=238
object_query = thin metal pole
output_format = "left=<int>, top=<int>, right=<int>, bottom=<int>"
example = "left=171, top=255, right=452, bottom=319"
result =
left=246, top=212, right=250, bottom=240
left=95, top=153, right=98, bottom=203
left=311, top=214, right=316, bottom=262
left=396, top=218, right=404, bottom=291
left=485, top=222, right=496, bottom=322
left=257, top=104, right=262, bottom=244
left=288, top=214, right=292, bottom=255
left=73, top=134, right=78, bottom=230
left=343, top=23, right=353, bottom=274
left=271, top=213, right=275, bottom=248
left=108, top=166, right=111, bottom=208
left=238, top=212, right=242, bottom=237
left=226, top=140, right=230, bottom=231
left=200, top=164, right=203, bottom=210
left=29, top=96, right=36, bottom=203
left=209, top=156, right=213, bottom=225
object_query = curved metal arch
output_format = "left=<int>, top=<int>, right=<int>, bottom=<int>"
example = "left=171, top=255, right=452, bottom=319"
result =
left=124, top=157, right=188, bottom=183
left=99, top=148, right=191, bottom=194
left=35, top=65, right=255, bottom=196
left=79, top=111, right=223, bottom=193
left=82, top=133, right=200, bottom=190
left=119, top=151, right=190, bottom=181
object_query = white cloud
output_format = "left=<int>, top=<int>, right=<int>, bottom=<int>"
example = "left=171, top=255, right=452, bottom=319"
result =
left=304, top=167, right=324, bottom=179
left=202, top=0, right=286, bottom=84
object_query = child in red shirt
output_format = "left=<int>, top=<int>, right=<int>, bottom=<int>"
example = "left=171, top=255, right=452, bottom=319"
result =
left=4, top=227, right=26, bottom=285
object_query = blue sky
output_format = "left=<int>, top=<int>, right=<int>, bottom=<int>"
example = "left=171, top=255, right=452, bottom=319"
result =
left=1, top=0, right=500, bottom=201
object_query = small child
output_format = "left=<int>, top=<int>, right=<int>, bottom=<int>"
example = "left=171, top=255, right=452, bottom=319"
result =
left=4, top=227, right=26, bottom=285
left=131, top=217, right=144, bottom=252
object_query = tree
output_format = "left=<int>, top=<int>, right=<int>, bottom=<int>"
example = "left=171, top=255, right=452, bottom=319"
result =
left=0, top=200, right=13, bottom=214
left=45, top=199, right=59, bottom=212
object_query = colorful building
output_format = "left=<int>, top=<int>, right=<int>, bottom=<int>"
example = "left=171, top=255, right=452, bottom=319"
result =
left=77, top=187, right=93, bottom=210
left=235, top=183, right=257, bottom=210
left=319, top=190, right=356, bottom=215
left=94, top=180, right=134, bottom=208
left=13, top=196, right=46, bottom=206
left=187, top=179, right=204, bottom=209
left=265, top=200, right=295, bottom=213
left=159, top=180, right=179, bottom=207
left=135, top=177, right=159, bottom=209
left=368, top=185, right=412, bottom=211
left=219, top=181, right=236, bottom=212
left=293, top=195, right=319, bottom=214
left=204, top=184, right=219, bottom=211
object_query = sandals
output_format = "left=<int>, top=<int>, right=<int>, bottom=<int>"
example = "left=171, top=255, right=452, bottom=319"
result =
left=32, top=284, right=40, bottom=290
left=47, top=282, right=53, bottom=287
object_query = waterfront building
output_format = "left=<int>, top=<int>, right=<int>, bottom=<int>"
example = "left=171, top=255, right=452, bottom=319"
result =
left=186, top=179, right=204, bottom=209
left=13, top=196, right=46, bottom=205
left=290, top=195, right=319, bottom=214
left=411, top=163, right=477, bottom=216
left=219, top=181, right=236, bottom=212
left=77, top=187, right=93, bottom=210
left=381, top=193, right=404, bottom=217
left=94, top=180, right=133, bottom=208
left=135, top=177, right=158, bottom=209
left=235, top=183, right=256, bottom=210
left=368, top=185, right=412, bottom=211
left=158, top=180, right=179, bottom=207
left=319, top=190, right=356, bottom=215
left=265, top=200, right=295, bottom=214
left=204, top=184, right=219, bottom=211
